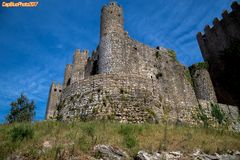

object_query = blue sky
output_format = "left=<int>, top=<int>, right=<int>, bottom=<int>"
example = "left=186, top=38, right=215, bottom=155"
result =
left=0, top=0, right=238, bottom=123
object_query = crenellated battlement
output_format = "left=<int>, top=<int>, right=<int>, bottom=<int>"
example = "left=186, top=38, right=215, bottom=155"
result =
left=70, top=49, right=88, bottom=84
left=231, top=1, right=240, bottom=11
left=198, top=1, right=239, bottom=36
left=73, top=49, right=88, bottom=64
left=100, top=1, right=124, bottom=38
left=197, top=1, right=240, bottom=106
left=197, top=1, right=240, bottom=61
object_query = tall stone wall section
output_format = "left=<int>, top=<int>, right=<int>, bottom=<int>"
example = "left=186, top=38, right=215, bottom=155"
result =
left=197, top=1, right=240, bottom=106
left=198, top=100, right=240, bottom=132
left=63, top=64, right=72, bottom=89
left=45, top=83, right=62, bottom=120
left=98, top=2, right=159, bottom=77
left=189, top=64, right=217, bottom=102
left=98, top=2, right=125, bottom=74
left=60, top=73, right=197, bottom=124
left=71, top=49, right=88, bottom=84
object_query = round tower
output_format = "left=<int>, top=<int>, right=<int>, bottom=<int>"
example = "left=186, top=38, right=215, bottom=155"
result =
left=100, top=1, right=124, bottom=38
left=189, top=63, right=217, bottom=102
left=98, top=1, right=126, bottom=74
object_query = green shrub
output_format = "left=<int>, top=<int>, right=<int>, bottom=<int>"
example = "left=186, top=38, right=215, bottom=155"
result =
left=119, top=125, right=134, bottom=136
left=124, top=135, right=138, bottom=149
left=195, top=62, right=208, bottom=70
left=146, top=108, right=156, bottom=117
left=184, top=70, right=193, bottom=86
left=6, top=94, right=35, bottom=123
left=167, top=49, right=177, bottom=61
left=211, top=103, right=226, bottom=124
left=56, top=101, right=65, bottom=121
left=189, top=62, right=209, bottom=75
left=81, top=125, right=95, bottom=141
left=78, top=135, right=92, bottom=152
left=155, top=51, right=161, bottom=59
left=119, top=125, right=139, bottom=149
left=197, top=105, right=209, bottom=128
left=9, top=124, right=34, bottom=142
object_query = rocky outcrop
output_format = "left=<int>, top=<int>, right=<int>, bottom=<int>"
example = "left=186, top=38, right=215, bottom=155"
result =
left=135, top=151, right=182, bottom=160
left=136, top=150, right=240, bottom=160
left=94, top=145, right=129, bottom=160
left=92, top=145, right=240, bottom=160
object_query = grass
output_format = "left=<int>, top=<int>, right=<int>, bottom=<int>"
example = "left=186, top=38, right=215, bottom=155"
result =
left=166, top=49, right=177, bottom=61
left=189, top=62, right=209, bottom=75
left=184, top=69, right=193, bottom=86
left=0, top=121, right=240, bottom=159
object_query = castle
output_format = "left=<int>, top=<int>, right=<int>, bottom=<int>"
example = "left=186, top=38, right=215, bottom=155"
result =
left=197, top=1, right=240, bottom=107
left=45, top=1, right=239, bottom=128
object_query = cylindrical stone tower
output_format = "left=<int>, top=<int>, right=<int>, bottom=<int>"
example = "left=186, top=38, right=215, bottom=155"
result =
left=189, top=63, right=217, bottom=102
left=98, top=1, right=126, bottom=74
left=100, top=1, right=124, bottom=37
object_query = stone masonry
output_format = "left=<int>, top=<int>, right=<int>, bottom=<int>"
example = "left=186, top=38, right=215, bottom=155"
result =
left=45, top=82, right=62, bottom=119
left=46, top=1, right=239, bottom=129
left=189, top=63, right=217, bottom=102
left=197, top=1, right=240, bottom=106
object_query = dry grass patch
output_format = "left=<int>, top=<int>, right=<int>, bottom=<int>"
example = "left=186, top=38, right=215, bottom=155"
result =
left=0, top=121, right=239, bottom=159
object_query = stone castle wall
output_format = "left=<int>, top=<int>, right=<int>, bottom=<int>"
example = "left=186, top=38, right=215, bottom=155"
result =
left=198, top=100, right=240, bottom=131
left=197, top=1, right=240, bottom=106
left=189, top=63, right=217, bottom=102
left=59, top=73, right=239, bottom=131
left=71, top=49, right=88, bottom=84
left=60, top=73, right=197, bottom=124
left=197, top=2, right=240, bottom=62
left=45, top=83, right=62, bottom=119
left=63, top=64, right=72, bottom=89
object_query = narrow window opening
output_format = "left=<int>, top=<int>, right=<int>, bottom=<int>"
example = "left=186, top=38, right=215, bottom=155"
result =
left=67, top=78, right=71, bottom=86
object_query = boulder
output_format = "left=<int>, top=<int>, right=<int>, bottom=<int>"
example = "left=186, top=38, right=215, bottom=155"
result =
left=94, top=145, right=129, bottom=160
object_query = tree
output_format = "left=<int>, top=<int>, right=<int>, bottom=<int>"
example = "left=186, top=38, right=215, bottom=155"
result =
left=6, top=93, right=35, bottom=123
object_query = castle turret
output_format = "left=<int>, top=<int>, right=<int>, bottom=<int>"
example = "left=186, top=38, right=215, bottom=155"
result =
left=63, top=64, right=72, bottom=88
left=98, top=1, right=126, bottom=74
left=196, top=1, right=240, bottom=106
left=71, top=49, right=88, bottom=84
left=100, top=1, right=124, bottom=38
left=189, top=63, right=217, bottom=102
left=45, top=82, right=62, bottom=120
